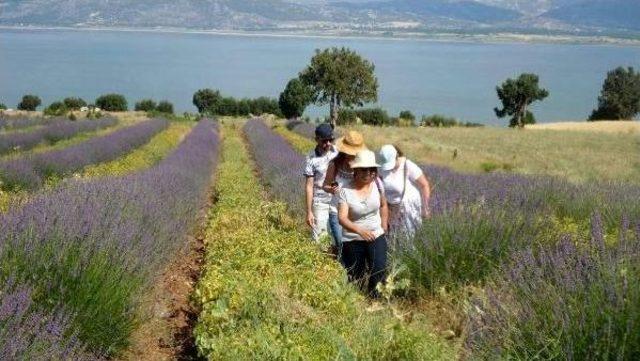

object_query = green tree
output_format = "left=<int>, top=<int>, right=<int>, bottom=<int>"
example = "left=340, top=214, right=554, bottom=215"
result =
left=63, top=97, right=87, bottom=110
left=193, top=89, right=222, bottom=114
left=299, top=47, right=378, bottom=127
left=95, top=94, right=128, bottom=111
left=279, top=78, right=312, bottom=119
left=156, top=100, right=174, bottom=114
left=494, top=73, right=549, bottom=128
left=135, top=99, right=157, bottom=112
left=44, top=101, right=68, bottom=116
left=589, top=66, right=640, bottom=121
left=17, top=94, right=42, bottom=111
left=0, top=103, right=6, bottom=110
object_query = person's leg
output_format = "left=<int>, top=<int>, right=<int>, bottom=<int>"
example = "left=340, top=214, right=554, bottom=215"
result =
left=342, top=241, right=367, bottom=289
left=311, top=202, right=330, bottom=242
left=366, top=235, right=389, bottom=297
left=328, top=212, right=343, bottom=259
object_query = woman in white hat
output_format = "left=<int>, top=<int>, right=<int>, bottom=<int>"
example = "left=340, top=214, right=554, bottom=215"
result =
left=322, top=130, right=368, bottom=259
left=378, top=144, right=431, bottom=244
left=337, top=149, right=389, bottom=297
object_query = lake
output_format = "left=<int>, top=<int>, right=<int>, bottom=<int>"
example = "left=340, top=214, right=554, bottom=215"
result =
left=1, top=28, right=639, bottom=125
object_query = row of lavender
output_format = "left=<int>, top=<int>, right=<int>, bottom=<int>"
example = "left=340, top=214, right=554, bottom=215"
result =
left=253, top=118, right=640, bottom=358
left=0, top=119, right=168, bottom=191
left=0, top=117, right=118, bottom=155
left=244, top=119, right=307, bottom=217
left=0, top=116, right=63, bottom=132
left=0, top=120, right=220, bottom=358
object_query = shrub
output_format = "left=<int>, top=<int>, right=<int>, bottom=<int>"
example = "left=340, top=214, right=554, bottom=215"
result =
left=156, top=100, right=174, bottom=114
left=337, top=108, right=358, bottom=125
left=193, top=88, right=222, bottom=114
left=17, top=94, right=42, bottom=111
left=589, top=66, right=640, bottom=121
left=63, top=97, right=87, bottom=110
left=279, top=78, right=312, bottom=119
left=134, top=99, right=157, bottom=112
left=43, top=101, right=68, bottom=116
left=421, top=114, right=458, bottom=127
left=68, top=113, right=77, bottom=121
left=356, top=107, right=391, bottom=126
left=95, top=94, right=128, bottom=112
left=399, top=110, right=415, bottom=121
left=467, top=215, right=640, bottom=359
left=0, top=103, right=6, bottom=110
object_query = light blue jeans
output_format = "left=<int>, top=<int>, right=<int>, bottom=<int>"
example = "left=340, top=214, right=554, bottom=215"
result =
left=328, top=212, right=343, bottom=260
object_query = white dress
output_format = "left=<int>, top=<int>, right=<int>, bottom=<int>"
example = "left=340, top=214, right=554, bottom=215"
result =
left=379, top=158, right=425, bottom=242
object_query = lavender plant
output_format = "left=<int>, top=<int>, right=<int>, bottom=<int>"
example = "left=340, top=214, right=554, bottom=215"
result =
left=0, top=116, right=64, bottom=132
left=466, top=214, right=640, bottom=360
left=0, top=278, right=93, bottom=360
left=0, top=120, right=220, bottom=356
left=244, top=119, right=307, bottom=217
left=0, top=117, right=118, bottom=155
left=0, top=118, right=168, bottom=191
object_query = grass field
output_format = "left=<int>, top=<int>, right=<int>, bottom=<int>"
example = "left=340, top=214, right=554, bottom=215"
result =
left=345, top=123, right=640, bottom=184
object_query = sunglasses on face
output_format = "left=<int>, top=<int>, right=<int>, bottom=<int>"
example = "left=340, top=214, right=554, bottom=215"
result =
left=355, top=168, right=377, bottom=175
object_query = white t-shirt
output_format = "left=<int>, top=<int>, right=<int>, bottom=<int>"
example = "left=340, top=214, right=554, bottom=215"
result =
left=338, top=181, right=385, bottom=242
left=303, top=146, right=338, bottom=204
left=379, top=158, right=423, bottom=205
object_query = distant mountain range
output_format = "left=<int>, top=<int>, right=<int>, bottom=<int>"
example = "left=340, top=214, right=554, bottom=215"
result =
left=1, top=0, right=639, bottom=37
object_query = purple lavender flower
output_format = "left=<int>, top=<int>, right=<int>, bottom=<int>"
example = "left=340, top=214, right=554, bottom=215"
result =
left=0, top=118, right=168, bottom=191
left=0, top=120, right=220, bottom=356
left=0, top=117, right=118, bottom=155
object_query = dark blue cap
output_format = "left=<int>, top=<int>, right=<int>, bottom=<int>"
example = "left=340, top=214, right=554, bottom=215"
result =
left=315, top=123, right=334, bottom=140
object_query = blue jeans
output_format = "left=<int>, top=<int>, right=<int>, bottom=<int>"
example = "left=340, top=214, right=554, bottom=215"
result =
left=328, top=212, right=342, bottom=254
left=342, top=235, right=388, bottom=298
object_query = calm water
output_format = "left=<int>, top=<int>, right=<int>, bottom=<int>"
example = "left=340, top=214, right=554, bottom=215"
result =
left=1, top=29, right=639, bottom=125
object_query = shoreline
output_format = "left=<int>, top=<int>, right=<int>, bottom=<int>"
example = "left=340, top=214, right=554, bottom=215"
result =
left=1, top=25, right=640, bottom=47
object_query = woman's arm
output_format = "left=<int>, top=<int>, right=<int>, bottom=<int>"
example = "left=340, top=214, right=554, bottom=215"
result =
left=415, top=174, right=431, bottom=218
left=322, top=162, right=339, bottom=194
left=338, top=202, right=376, bottom=241
left=379, top=191, right=389, bottom=233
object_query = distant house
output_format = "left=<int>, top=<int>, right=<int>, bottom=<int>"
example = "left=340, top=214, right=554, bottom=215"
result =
left=80, top=106, right=89, bottom=112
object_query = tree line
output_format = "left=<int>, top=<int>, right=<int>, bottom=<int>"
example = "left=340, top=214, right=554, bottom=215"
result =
left=275, top=47, right=640, bottom=128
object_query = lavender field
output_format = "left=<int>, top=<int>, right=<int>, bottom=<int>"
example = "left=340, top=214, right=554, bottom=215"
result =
left=0, top=114, right=637, bottom=359
left=0, top=116, right=220, bottom=358
left=256, top=118, right=640, bottom=359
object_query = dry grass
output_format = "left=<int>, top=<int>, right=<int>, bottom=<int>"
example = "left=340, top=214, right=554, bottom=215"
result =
left=347, top=124, right=640, bottom=184
left=527, top=121, right=640, bottom=134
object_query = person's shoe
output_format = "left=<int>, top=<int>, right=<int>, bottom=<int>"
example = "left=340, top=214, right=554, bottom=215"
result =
left=328, top=245, right=339, bottom=258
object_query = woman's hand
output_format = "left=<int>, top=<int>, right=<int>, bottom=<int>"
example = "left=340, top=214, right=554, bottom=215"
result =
left=358, top=228, right=377, bottom=242
left=328, top=184, right=340, bottom=194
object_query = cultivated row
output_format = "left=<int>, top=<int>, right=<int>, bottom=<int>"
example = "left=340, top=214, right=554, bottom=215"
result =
left=0, top=117, right=118, bottom=155
left=0, top=120, right=220, bottom=358
left=0, top=118, right=168, bottom=191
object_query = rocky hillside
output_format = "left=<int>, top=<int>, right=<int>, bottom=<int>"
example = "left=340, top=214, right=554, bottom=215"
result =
left=0, top=0, right=638, bottom=36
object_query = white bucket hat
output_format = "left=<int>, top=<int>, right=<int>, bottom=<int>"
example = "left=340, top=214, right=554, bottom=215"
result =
left=349, top=149, right=380, bottom=169
left=378, top=144, right=397, bottom=171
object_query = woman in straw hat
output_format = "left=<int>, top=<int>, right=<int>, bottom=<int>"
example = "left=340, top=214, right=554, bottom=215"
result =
left=337, top=149, right=389, bottom=298
left=322, top=131, right=368, bottom=260
left=377, top=144, right=431, bottom=245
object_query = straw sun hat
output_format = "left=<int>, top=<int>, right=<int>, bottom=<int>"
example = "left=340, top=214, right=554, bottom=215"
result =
left=335, top=130, right=367, bottom=156
left=349, top=150, right=380, bottom=169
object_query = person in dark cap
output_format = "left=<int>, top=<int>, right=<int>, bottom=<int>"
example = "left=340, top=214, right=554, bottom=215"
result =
left=303, top=123, right=339, bottom=247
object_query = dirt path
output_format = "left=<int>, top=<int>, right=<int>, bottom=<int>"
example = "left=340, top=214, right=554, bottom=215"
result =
left=120, top=159, right=220, bottom=361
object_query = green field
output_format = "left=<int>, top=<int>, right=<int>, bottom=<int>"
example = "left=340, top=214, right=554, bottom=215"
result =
left=346, top=123, right=640, bottom=183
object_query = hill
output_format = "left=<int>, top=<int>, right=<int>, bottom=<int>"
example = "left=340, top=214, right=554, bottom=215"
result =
left=1, top=0, right=639, bottom=38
